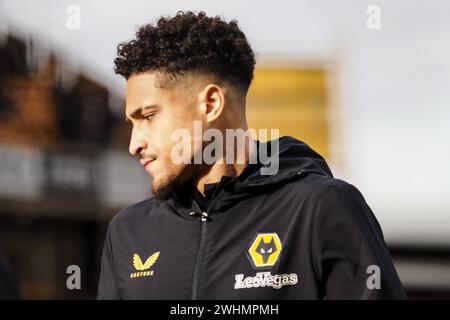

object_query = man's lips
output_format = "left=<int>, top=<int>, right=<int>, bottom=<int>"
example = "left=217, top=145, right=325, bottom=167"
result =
left=140, top=159, right=155, bottom=170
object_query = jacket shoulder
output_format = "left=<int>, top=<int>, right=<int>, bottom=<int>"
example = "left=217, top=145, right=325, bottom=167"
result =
left=293, top=173, right=375, bottom=221
left=297, top=172, right=359, bottom=199
left=296, top=173, right=383, bottom=235
left=109, top=197, right=160, bottom=227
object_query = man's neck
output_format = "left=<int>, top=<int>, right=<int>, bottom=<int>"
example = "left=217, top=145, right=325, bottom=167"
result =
left=193, top=135, right=256, bottom=196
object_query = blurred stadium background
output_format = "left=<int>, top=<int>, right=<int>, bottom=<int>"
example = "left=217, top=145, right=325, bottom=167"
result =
left=0, top=0, right=449, bottom=299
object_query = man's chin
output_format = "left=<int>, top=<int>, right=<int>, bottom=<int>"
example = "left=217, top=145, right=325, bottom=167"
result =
left=151, top=174, right=180, bottom=201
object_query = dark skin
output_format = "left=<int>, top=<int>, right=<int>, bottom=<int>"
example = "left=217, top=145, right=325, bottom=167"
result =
left=125, top=72, right=255, bottom=197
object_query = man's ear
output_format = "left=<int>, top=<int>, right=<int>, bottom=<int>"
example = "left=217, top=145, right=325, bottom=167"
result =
left=199, top=84, right=225, bottom=123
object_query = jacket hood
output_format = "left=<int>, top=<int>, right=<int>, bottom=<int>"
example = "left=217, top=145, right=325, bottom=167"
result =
left=238, top=135, right=333, bottom=188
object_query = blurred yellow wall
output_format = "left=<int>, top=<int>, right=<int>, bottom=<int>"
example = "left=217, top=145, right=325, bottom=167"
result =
left=246, top=68, right=329, bottom=158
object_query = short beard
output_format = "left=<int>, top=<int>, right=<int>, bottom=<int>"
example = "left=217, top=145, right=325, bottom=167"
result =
left=151, top=174, right=180, bottom=201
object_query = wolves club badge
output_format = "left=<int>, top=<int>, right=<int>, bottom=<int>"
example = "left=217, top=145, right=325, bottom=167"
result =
left=234, top=232, right=298, bottom=290
left=247, top=233, right=282, bottom=269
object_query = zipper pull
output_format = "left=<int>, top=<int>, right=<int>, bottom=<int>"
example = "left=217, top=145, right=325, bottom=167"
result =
left=189, top=211, right=209, bottom=222
left=200, top=212, right=209, bottom=222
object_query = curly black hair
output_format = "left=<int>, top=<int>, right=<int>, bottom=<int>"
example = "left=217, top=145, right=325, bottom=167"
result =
left=114, top=11, right=256, bottom=94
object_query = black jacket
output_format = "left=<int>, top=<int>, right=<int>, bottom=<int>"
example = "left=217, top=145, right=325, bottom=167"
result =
left=97, top=136, right=406, bottom=299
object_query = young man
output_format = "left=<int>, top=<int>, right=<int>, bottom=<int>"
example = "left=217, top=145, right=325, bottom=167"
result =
left=97, top=11, right=406, bottom=299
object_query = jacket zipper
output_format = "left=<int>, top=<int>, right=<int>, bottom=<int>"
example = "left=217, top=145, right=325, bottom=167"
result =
left=189, top=189, right=227, bottom=300
left=190, top=201, right=209, bottom=300
left=188, top=169, right=308, bottom=299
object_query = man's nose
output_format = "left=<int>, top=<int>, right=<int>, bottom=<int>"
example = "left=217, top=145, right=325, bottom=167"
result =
left=129, top=128, right=147, bottom=156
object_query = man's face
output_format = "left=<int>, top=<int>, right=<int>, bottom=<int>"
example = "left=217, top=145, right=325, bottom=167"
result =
left=125, top=73, right=203, bottom=200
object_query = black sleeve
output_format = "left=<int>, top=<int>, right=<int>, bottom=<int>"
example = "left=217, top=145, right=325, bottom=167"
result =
left=97, top=225, right=120, bottom=300
left=311, top=182, right=407, bottom=299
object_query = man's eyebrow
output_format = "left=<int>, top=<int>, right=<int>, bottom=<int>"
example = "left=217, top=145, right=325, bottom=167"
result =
left=125, top=104, right=159, bottom=122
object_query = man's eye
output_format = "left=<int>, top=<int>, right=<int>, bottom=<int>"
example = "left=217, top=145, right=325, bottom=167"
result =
left=144, top=114, right=157, bottom=121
